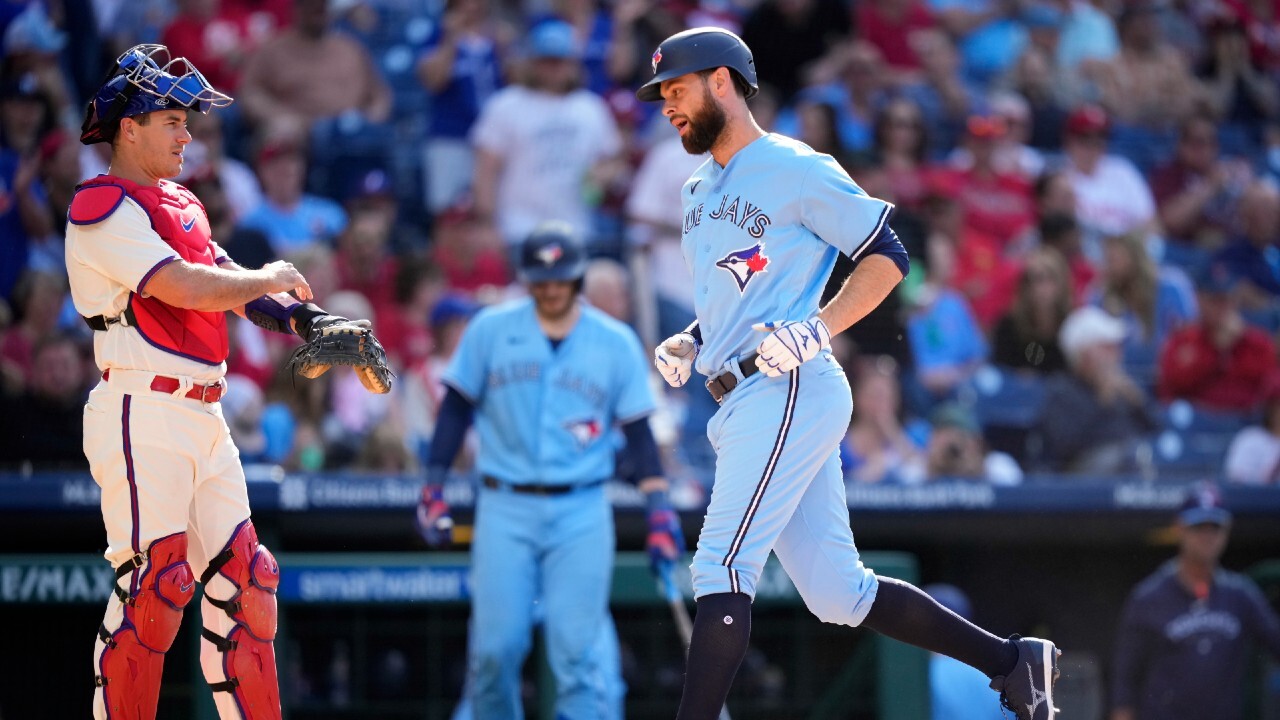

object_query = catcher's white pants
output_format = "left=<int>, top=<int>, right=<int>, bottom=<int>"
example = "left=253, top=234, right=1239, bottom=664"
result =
left=85, top=376, right=262, bottom=719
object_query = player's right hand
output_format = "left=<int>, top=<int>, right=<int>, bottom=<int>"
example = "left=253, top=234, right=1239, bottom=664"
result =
left=654, top=332, right=698, bottom=388
left=261, top=260, right=313, bottom=300
left=415, top=484, right=454, bottom=547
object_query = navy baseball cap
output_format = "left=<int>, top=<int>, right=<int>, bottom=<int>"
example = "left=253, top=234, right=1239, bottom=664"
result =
left=1178, top=484, right=1232, bottom=526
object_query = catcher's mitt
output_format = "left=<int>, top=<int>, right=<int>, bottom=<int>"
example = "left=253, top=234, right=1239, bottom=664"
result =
left=286, top=317, right=393, bottom=394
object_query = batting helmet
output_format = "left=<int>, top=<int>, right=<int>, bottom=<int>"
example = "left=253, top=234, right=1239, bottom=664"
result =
left=636, top=27, right=758, bottom=103
left=519, top=221, right=588, bottom=283
left=81, top=44, right=233, bottom=145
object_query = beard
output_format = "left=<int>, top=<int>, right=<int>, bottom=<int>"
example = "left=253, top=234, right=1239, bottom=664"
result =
left=680, top=85, right=728, bottom=155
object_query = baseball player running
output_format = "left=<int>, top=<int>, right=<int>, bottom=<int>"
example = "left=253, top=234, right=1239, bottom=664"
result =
left=69, top=45, right=390, bottom=720
left=414, top=222, right=685, bottom=719
left=638, top=28, right=1061, bottom=720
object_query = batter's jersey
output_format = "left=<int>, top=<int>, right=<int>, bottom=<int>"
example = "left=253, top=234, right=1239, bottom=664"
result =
left=65, top=196, right=230, bottom=384
left=680, top=134, right=894, bottom=376
left=442, top=298, right=656, bottom=485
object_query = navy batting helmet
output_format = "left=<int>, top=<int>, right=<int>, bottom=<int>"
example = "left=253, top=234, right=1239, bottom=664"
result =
left=81, top=44, right=233, bottom=145
left=636, top=27, right=758, bottom=102
left=519, top=222, right=588, bottom=283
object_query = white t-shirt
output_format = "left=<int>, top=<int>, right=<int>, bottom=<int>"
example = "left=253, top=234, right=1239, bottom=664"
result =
left=1068, top=154, right=1155, bottom=237
left=625, top=136, right=707, bottom=309
left=1223, top=426, right=1280, bottom=485
left=470, top=85, right=622, bottom=245
left=65, top=197, right=229, bottom=384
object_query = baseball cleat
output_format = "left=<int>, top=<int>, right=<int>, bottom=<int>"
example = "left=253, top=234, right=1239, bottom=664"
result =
left=989, top=635, right=1060, bottom=720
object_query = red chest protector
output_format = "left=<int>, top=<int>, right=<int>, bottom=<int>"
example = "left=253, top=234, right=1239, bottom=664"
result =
left=70, top=175, right=228, bottom=365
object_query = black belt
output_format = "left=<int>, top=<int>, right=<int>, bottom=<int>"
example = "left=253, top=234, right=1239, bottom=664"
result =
left=706, top=352, right=760, bottom=404
left=83, top=306, right=137, bottom=331
left=481, top=475, right=604, bottom=496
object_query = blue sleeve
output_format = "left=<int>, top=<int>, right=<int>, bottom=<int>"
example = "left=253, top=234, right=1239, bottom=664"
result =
left=426, top=386, right=476, bottom=470
left=799, top=154, right=895, bottom=260
left=613, top=328, right=657, bottom=423
left=441, top=313, right=490, bottom=402
left=858, top=226, right=910, bottom=278
left=620, top=418, right=663, bottom=482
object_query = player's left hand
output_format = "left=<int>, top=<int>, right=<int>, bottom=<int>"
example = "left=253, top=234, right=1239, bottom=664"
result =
left=415, top=484, right=454, bottom=547
left=752, top=316, right=832, bottom=377
left=645, top=489, right=686, bottom=580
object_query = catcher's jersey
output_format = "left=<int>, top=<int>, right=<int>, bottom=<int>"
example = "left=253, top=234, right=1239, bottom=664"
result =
left=680, top=134, right=893, bottom=376
left=66, top=197, right=229, bottom=384
left=442, top=298, right=655, bottom=485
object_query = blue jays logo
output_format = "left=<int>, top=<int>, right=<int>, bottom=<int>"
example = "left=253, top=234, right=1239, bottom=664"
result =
left=180, top=212, right=197, bottom=233
left=565, top=418, right=603, bottom=448
left=651, top=48, right=662, bottom=74
left=716, top=243, right=770, bottom=293
left=537, top=244, right=563, bottom=267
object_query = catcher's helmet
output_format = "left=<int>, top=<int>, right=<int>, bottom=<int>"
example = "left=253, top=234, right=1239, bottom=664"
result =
left=81, top=44, right=233, bottom=145
left=519, top=221, right=588, bottom=283
left=636, top=27, right=758, bottom=102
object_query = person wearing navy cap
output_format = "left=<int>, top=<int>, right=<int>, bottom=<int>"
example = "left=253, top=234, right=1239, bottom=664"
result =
left=1110, top=483, right=1280, bottom=720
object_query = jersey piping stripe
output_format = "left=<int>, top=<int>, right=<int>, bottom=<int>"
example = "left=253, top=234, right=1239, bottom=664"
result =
left=121, top=394, right=141, bottom=595
left=721, top=369, right=799, bottom=575
left=848, top=202, right=894, bottom=264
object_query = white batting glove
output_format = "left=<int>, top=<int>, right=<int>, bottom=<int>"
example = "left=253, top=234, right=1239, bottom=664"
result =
left=654, top=332, right=699, bottom=388
left=752, top=317, right=831, bottom=377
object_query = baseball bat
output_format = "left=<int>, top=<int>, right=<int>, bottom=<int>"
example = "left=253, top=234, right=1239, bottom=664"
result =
left=659, top=565, right=732, bottom=720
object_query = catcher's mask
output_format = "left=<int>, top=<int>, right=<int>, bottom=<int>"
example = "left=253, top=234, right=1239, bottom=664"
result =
left=81, top=43, right=233, bottom=146
left=519, top=221, right=588, bottom=285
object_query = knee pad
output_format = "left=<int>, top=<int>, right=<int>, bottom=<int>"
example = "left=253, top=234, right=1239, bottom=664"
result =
left=201, top=520, right=281, bottom=719
left=96, top=533, right=195, bottom=717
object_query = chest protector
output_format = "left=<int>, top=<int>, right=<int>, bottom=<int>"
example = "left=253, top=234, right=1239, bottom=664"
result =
left=71, top=175, right=228, bottom=365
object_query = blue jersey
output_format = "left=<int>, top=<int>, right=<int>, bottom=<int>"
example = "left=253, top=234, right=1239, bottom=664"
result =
left=680, top=134, right=894, bottom=376
left=442, top=298, right=655, bottom=485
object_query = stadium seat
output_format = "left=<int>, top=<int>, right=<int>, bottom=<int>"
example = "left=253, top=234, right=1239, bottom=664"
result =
left=1152, top=400, right=1251, bottom=479
left=956, top=365, right=1048, bottom=464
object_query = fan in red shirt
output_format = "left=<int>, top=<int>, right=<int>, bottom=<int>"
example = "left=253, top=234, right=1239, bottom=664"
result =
left=1158, top=264, right=1277, bottom=413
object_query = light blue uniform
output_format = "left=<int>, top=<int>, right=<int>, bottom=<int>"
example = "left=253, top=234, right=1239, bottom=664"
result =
left=681, top=134, right=891, bottom=625
left=443, top=297, right=654, bottom=720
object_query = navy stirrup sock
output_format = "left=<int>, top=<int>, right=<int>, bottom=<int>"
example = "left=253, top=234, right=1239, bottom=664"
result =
left=675, top=591, right=752, bottom=720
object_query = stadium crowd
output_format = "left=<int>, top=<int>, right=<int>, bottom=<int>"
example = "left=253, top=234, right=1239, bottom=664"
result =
left=4, top=0, right=1280, bottom=491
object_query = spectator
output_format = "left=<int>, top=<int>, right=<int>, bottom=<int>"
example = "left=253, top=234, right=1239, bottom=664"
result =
left=430, top=197, right=511, bottom=296
left=927, top=0, right=1026, bottom=85
left=1212, top=179, right=1280, bottom=307
left=335, top=186, right=401, bottom=322
left=1006, top=47, right=1071, bottom=152
left=943, top=114, right=1036, bottom=249
left=0, top=333, right=87, bottom=470
left=415, top=0, right=512, bottom=213
left=1223, top=373, right=1280, bottom=485
left=582, top=258, right=632, bottom=324
left=1037, top=306, right=1159, bottom=473
left=0, top=269, right=65, bottom=388
left=872, top=97, right=931, bottom=208
left=0, top=75, right=56, bottom=302
left=470, top=20, right=624, bottom=250
left=537, top=0, right=618, bottom=96
left=921, top=402, right=1023, bottom=484
left=1109, top=484, right=1280, bottom=720
left=220, top=373, right=269, bottom=464
left=949, top=91, right=1045, bottom=179
left=855, top=0, right=937, bottom=83
left=794, top=94, right=846, bottom=158
left=842, top=356, right=926, bottom=485
left=1093, top=231, right=1198, bottom=387
left=178, top=110, right=263, bottom=223
left=923, top=584, right=1008, bottom=720
left=1036, top=211, right=1095, bottom=303
left=604, top=0, right=684, bottom=95
left=184, top=174, right=275, bottom=271
left=237, top=0, right=391, bottom=137
left=1061, top=105, right=1157, bottom=250
left=739, top=0, right=850, bottom=104
left=161, top=0, right=284, bottom=93
left=1149, top=111, right=1251, bottom=266
left=399, top=293, right=481, bottom=465
left=905, top=231, right=989, bottom=407
left=379, top=255, right=446, bottom=369
left=1198, top=13, right=1278, bottom=158
left=1095, top=0, right=1198, bottom=168
left=239, top=137, right=347, bottom=256
left=992, top=246, right=1072, bottom=373
left=1157, top=264, right=1275, bottom=413
left=900, top=30, right=984, bottom=155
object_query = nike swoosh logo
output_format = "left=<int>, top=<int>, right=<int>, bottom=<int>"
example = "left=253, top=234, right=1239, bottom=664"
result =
left=181, top=216, right=196, bottom=232
left=691, top=180, right=701, bottom=195
left=179, top=581, right=194, bottom=593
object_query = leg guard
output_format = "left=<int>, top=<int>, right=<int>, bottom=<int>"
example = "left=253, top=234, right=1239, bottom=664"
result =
left=95, top=533, right=195, bottom=719
left=199, top=520, right=282, bottom=720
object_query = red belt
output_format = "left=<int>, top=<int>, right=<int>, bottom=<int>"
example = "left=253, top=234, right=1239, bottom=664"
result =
left=101, top=369, right=226, bottom=403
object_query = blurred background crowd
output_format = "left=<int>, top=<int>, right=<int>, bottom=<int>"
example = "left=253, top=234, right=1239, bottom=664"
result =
left=5, top=0, right=1280, bottom=492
